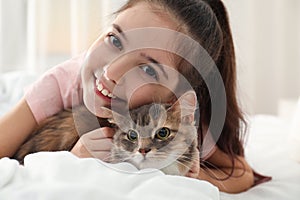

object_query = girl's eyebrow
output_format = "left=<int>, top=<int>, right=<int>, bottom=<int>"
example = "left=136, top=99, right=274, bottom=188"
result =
left=140, top=53, right=168, bottom=79
left=112, top=23, right=128, bottom=41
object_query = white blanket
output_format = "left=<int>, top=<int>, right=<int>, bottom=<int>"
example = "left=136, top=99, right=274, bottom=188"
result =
left=0, top=152, right=219, bottom=200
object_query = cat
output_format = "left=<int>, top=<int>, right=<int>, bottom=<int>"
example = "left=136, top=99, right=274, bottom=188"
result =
left=13, top=91, right=198, bottom=176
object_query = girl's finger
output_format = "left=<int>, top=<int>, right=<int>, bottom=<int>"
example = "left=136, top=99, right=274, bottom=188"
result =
left=186, top=149, right=200, bottom=178
left=70, top=140, right=92, bottom=158
left=187, top=167, right=199, bottom=178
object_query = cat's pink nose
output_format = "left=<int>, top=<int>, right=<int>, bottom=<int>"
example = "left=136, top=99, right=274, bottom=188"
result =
left=139, top=148, right=151, bottom=156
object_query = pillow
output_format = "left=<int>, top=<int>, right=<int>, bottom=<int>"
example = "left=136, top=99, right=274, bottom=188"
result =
left=288, top=97, right=300, bottom=162
left=0, top=70, right=38, bottom=116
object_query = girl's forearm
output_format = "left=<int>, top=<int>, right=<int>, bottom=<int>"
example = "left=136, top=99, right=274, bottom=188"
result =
left=0, top=98, right=37, bottom=158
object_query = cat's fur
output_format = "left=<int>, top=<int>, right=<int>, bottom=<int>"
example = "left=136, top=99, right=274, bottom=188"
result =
left=12, top=105, right=113, bottom=164
left=13, top=92, right=198, bottom=176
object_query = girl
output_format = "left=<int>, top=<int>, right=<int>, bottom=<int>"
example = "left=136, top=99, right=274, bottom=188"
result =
left=0, top=0, right=256, bottom=193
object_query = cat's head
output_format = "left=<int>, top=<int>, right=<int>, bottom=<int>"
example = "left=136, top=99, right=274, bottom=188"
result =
left=101, top=91, right=198, bottom=173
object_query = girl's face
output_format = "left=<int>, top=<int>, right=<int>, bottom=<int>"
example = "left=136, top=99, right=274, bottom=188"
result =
left=81, top=2, right=180, bottom=117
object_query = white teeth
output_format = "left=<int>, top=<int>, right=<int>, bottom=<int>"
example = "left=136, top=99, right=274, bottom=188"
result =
left=108, top=93, right=117, bottom=98
left=95, top=79, right=116, bottom=99
left=97, top=84, right=103, bottom=91
left=101, top=89, right=109, bottom=96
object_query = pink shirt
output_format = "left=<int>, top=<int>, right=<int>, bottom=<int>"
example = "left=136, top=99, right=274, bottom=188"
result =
left=25, top=53, right=85, bottom=124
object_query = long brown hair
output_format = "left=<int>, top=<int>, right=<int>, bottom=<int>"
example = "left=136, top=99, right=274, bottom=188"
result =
left=202, top=0, right=246, bottom=156
left=116, top=0, right=246, bottom=175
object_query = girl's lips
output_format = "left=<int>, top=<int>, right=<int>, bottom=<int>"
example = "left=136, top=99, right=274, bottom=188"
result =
left=95, top=79, right=116, bottom=99
left=94, top=79, right=114, bottom=102
left=93, top=76, right=127, bottom=107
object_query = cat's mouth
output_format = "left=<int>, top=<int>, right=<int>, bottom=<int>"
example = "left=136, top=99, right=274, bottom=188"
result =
left=134, top=157, right=172, bottom=170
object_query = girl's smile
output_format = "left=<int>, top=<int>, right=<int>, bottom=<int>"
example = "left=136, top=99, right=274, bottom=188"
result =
left=94, top=78, right=116, bottom=101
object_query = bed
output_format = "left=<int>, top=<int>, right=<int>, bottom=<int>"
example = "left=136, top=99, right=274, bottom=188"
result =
left=1, top=71, right=300, bottom=200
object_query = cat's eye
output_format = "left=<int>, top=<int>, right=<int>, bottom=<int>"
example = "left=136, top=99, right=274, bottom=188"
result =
left=140, top=64, right=158, bottom=80
left=155, top=127, right=171, bottom=140
left=127, top=130, right=138, bottom=141
left=107, top=33, right=123, bottom=50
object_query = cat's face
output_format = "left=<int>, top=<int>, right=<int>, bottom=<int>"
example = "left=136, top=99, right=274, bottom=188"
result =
left=103, top=91, right=199, bottom=175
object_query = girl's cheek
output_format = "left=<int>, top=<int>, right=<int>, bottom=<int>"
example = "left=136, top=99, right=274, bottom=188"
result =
left=83, top=45, right=112, bottom=75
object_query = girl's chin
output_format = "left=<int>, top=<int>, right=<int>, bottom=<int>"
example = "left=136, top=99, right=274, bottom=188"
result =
left=83, top=95, right=104, bottom=116
left=85, top=104, right=106, bottom=118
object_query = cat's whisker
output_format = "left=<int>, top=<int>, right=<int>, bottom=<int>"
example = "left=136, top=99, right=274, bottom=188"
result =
left=200, top=160, right=238, bottom=192
left=173, top=160, right=193, bottom=171
left=199, top=164, right=229, bottom=191
left=201, top=164, right=223, bottom=176
left=110, top=155, right=132, bottom=162
left=101, top=154, right=114, bottom=162
left=167, top=152, right=195, bottom=161
left=100, top=152, right=133, bottom=163
left=182, top=155, right=198, bottom=161
left=200, top=160, right=233, bottom=177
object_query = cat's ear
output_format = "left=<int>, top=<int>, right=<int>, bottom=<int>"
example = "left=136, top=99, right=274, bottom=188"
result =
left=100, top=107, right=132, bottom=131
left=168, top=90, right=197, bottom=124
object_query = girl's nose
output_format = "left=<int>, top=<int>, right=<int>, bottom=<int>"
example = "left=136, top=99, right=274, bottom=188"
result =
left=103, top=59, right=130, bottom=85
left=103, top=65, right=117, bottom=84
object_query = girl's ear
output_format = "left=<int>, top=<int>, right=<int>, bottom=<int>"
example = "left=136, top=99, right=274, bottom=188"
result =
left=168, top=90, right=197, bottom=124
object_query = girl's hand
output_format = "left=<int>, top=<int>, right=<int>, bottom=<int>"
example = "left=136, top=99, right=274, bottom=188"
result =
left=186, top=149, right=200, bottom=179
left=70, top=127, right=115, bottom=161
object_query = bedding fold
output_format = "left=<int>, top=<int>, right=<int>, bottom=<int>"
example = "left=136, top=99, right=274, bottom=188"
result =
left=0, top=151, right=219, bottom=200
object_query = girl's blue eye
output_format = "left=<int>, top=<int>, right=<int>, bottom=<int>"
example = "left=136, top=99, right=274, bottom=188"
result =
left=140, top=65, right=158, bottom=80
left=108, top=33, right=123, bottom=50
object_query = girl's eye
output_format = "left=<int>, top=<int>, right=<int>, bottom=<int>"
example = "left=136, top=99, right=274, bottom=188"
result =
left=108, top=33, right=123, bottom=50
left=127, top=130, right=138, bottom=141
left=155, top=127, right=171, bottom=140
left=140, top=64, right=158, bottom=80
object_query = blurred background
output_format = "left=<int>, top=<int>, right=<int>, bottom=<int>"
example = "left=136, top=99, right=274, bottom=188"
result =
left=0, top=0, right=299, bottom=117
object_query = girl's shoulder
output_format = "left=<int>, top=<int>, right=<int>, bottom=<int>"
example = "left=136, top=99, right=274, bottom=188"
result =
left=24, top=52, right=86, bottom=123
left=48, top=52, right=86, bottom=83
